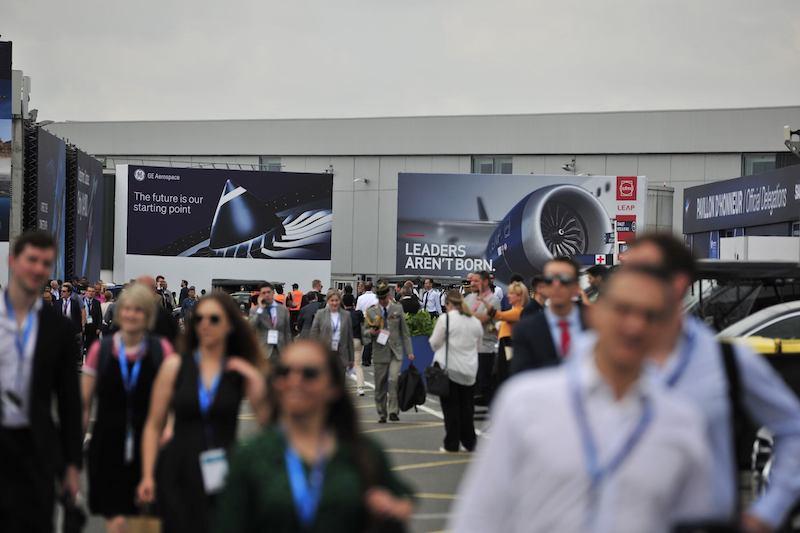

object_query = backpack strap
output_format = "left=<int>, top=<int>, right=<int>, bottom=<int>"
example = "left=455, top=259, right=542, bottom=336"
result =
left=720, top=340, right=744, bottom=515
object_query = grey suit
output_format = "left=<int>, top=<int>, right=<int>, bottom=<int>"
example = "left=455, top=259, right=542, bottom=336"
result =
left=249, top=303, right=292, bottom=362
left=309, top=307, right=354, bottom=367
left=363, top=302, right=413, bottom=418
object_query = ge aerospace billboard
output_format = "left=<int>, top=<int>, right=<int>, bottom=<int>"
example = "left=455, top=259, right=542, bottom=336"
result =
left=74, top=150, right=104, bottom=281
left=396, top=173, right=646, bottom=281
left=0, top=41, right=11, bottom=242
left=37, top=129, right=67, bottom=280
left=126, top=165, right=332, bottom=259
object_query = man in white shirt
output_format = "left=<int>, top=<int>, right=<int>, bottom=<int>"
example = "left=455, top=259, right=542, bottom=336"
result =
left=355, top=281, right=378, bottom=314
left=464, top=271, right=500, bottom=405
left=419, top=278, right=442, bottom=318
left=451, top=265, right=712, bottom=533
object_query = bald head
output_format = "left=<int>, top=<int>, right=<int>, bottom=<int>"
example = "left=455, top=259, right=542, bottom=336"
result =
left=136, top=276, right=157, bottom=293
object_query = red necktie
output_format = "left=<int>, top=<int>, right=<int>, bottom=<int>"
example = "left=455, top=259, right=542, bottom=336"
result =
left=558, top=320, right=571, bottom=357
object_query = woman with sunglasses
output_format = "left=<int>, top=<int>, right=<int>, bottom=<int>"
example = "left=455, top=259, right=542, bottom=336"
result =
left=309, top=289, right=355, bottom=370
left=81, top=284, right=174, bottom=533
left=216, top=339, right=413, bottom=532
left=137, top=292, right=268, bottom=533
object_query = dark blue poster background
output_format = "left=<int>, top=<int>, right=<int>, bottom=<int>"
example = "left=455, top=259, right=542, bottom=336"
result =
left=127, top=165, right=332, bottom=260
left=37, top=129, right=66, bottom=280
left=0, top=41, right=12, bottom=242
left=74, top=151, right=103, bottom=282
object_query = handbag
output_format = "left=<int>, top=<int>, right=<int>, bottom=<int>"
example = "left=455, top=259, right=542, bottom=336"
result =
left=424, top=313, right=450, bottom=398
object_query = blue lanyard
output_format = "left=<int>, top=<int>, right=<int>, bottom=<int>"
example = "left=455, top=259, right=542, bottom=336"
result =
left=195, top=351, right=223, bottom=416
left=330, top=313, right=340, bottom=334
left=117, top=339, right=144, bottom=395
left=664, top=325, right=696, bottom=388
left=568, top=361, right=653, bottom=488
left=5, top=293, right=36, bottom=390
left=284, top=442, right=327, bottom=528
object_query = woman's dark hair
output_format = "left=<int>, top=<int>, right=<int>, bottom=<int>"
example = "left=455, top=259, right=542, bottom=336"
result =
left=268, top=340, right=378, bottom=484
left=178, top=290, right=264, bottom=365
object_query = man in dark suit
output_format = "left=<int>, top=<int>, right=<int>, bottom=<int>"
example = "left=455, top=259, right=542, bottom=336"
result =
left=520, top=275, right=548, bottom=318
left=136, top=276, right=178, bottom=344
left=0, top=231, right=82, bottom=532
left=511, top=257, right=588, bottom=375
left=82, top=285, right=103, bottom=353
left=58, top=282, right=85, bottom=360
left=296, top=291, right=324, bottom=337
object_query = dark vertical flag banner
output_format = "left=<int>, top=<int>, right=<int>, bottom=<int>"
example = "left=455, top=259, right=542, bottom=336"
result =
left=70, top=150, right=104, bottom=282
left=36, top=129, right=67, bottom=280
left=0, top=41, right=11, bottom=241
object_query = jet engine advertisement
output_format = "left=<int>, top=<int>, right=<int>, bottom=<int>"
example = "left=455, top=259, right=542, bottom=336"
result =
left=126, top=165, right=333, bottom=260
left=0, top=41, right=11, bottom=242
left=396, top=173, right=646, bottom=281
left=74, top=150, right=104, bottom=282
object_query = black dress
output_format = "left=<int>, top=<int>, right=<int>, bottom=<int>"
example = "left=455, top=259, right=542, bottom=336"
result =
left=155, top=353, right=244, bottom=533
left=88, top=337, right=162, bottom=517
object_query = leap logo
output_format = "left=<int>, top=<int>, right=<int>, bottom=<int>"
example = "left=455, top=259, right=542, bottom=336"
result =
left=134, top=169, right=145, bottom=182
left=616, top=176, right=637, bottom=201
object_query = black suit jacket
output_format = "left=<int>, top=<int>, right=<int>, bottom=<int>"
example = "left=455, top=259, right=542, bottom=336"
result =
left=520, top=299, right=544, bottom=319
left=58, top=295, right=83, bottom=334
left=510, top=308, right=588, bottom=375
left=297, top=302, right=324, bottom=336
left=85, top=298, right=102, bottom=330
left=26, top=304, right=83, bottom=477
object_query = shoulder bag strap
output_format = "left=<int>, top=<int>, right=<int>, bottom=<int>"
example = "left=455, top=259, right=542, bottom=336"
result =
left=720, top=340, right=744, bottom=515
left=445, top=313, right=449, bottom=368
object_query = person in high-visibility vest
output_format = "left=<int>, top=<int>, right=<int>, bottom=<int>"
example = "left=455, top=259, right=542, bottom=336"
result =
left=287, top=283, right=304, bottom=334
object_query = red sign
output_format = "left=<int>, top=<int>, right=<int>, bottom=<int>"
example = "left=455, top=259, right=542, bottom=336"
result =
left=616, top=176, right=638, bottom=201
left=616, top=215, right=637, bottom=242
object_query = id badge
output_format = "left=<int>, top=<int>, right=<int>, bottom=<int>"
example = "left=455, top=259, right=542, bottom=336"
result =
left=199, top=448, right=228, bottom=494
left=267, top=329, right=279, bottom=345
left=377, top=329, right=390, bottom=346
left=331, top=340, right=339, bottom=351
left=87, top=315, right=94, bottom=325
left=257, top=307, right=264, bottom=315
left=124, top=428, right=134, bottom=463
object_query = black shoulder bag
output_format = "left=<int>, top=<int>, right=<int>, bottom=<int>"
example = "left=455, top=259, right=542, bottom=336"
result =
left=425, top=313, right=450, bottom=398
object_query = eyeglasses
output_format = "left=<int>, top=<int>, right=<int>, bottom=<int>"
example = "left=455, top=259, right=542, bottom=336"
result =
left=274, top=364, right=323, bottom=381
left=192, top=313, right=222, bottom=325
left=542, top=274, right=577, bottom=286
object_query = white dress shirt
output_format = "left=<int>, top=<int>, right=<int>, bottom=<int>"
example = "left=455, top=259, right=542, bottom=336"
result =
left=493, top=285, right=504, bottom=302
left=420, top=289, right=442, bottom=314
left=545, top=305, right=582, bottom=357
left=451, top=343, right=712, bottom=533
left=330, top=311, right=342, bottom=345
left=429, top=310, right=483, bottom=386
left=355, top=291, right=378, bottom=314
left=0, top=291, right=42, bottom=427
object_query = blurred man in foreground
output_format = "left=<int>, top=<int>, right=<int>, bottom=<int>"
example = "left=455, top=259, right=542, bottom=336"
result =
left=451, top=266, right=712, bottom=533
left=622, top=233, right=800, bottom=532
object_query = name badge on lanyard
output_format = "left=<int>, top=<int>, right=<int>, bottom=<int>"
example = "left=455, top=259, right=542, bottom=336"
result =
left=118, top=340, right=144, bottom=463
left=267, top=329, right=279, bottom=345
left=376, top=329, right=390, bottom=346
left=331, top=315, right=340, bottom=351
left=285, top=442, right=327, bottom=528
left=85, top=299, right=93, bottom=324
left=195, top=352, right=228, bottom=494
left=567, top=361, right=653, bottom=521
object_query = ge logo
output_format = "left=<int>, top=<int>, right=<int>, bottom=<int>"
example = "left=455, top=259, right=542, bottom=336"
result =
left=616, top=176, right=637, bottom=201
left=134, top=169, right=145, bottom=182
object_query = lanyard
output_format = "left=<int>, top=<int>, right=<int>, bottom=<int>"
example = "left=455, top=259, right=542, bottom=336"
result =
left=568, top=361, right=653, bottom=489
left=5, top=292, right=36, bottom=391
left=663, top=325, right=696, bottom=388
left=330, top=313, right=340, bottom=335
left=270, top=305, right=278, bottom=327
left=117, top=339, right=144, bottom=395
left=284, top=440, right=327, bottom=529
left=195, top=351, right=223, bottom=416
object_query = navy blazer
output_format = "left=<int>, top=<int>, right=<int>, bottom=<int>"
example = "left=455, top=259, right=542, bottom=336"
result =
left=510, top=308, right=588, bottom=375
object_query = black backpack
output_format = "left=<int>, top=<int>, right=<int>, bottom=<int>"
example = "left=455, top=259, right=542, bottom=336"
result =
left=398, top=363, right=426, bottom=412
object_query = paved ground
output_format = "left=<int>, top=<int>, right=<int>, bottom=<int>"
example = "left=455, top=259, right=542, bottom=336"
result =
left=82, top=366, right=488, bottom=532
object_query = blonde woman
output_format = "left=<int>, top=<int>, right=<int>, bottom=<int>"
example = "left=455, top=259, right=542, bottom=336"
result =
left=487, top=281, right=529, bottom=388
left=429, top=290, right=483, bottom=453
left=81, top=284, right=175, bottom=533
left=310, top=289, right=355, bottom=370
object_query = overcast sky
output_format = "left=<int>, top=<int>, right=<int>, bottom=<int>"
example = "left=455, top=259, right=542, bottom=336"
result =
left=4, top=0, right=800, bottom=122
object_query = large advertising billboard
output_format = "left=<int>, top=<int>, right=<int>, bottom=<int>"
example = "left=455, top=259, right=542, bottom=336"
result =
left=0, top=41, right=11, bottom=242
left=74, top=150, right=104, bottom=282
left=126, top=165, right=332, bottom=259
left=396, top=173, right=646, bottom=282
left=683, top=166, right=800, bottom=234
left=37, top=129, right=67, bottom=280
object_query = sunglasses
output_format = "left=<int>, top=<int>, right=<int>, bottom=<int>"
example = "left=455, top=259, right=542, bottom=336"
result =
left=274, top=364, right=323, bottom=381
left=192, top=313, right=222, bottom=325
left=542, top=274, right=577, bottom=286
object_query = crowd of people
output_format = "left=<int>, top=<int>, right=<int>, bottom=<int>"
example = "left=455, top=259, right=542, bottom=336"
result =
left=3, top=229, right=800, bottom=533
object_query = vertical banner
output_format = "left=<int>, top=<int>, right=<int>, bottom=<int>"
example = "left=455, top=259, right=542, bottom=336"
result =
left=37, top=129, right=67, bottom=280
left=74, top=150, right=104, bottom=282
left=0, top=41, right=11, bottom=242
left=396, top=173, right=646, bottom=282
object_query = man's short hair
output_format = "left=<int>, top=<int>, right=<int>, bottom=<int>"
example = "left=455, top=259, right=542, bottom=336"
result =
left=364, top=281, right=373, bottom=291
left=12, top=231, right=56, bottom=257
left=530, top=275, right=546, bottom=288
left=586, top=265, right=609, bottom=279
left=344, top=284, right=354, bottom=294
left=545, top=256, right=580, bottom=279
left=292, top=283, right=299, bottom=290
left=475, top=271, right=491, bottom=282
left=629, top=233, right=697, bottom=282
left=424, top=278, right=434, bottom=285
left=312, top=279, right=322, bottom=288
left=509, top=273, right=525, bottom=285
left=156, top=275, right=165, bottom=282
left=258, top=282, right=274, bottom=291
left=306, top=291, right=318, bottom=302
